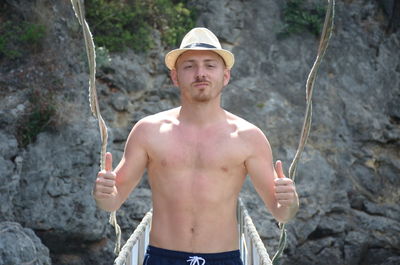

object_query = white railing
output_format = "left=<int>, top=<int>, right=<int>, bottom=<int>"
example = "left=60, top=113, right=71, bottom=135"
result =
left=237, top=198, right=272, bottom=265
left=114, top=199, right=272, bottom=265
left=114, top=211, right=152, bottom=265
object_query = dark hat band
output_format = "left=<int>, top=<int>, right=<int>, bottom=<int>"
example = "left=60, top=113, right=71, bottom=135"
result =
left=183, top=43, right=217, bottom=49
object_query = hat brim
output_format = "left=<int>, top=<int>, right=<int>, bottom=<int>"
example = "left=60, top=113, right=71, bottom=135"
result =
left=165, top=48, right=234, bottom=70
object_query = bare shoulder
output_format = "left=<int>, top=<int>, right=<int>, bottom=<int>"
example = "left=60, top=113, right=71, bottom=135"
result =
left=225, top=111, right=267, bottom=138
left=128, top=108, right=179, bottom=139
left=224, top=110, right=271, bottom=155
left=134, top=108, right=179, bottom=128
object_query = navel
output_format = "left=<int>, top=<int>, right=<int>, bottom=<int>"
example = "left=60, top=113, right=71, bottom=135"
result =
left=221, top=166, right=229, bottom=172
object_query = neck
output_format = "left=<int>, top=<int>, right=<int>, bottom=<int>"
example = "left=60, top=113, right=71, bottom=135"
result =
left=178, top=99, right=225, bottom=127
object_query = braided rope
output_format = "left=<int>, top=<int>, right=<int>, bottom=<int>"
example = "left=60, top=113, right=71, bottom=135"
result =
left=239, top=198, right=272, bottom=265
left=70, top=0, right=121, bottom=254
left=271, top=1, right=335, bottom=264
left=114, top=211, right=153, bottom=265
left=114, top=201, right=271, bottom=265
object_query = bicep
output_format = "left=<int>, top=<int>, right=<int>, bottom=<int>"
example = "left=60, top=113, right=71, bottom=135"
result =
left=245, top=132, right=277, bottom=213
left=114, top=123, right=149, bottom=202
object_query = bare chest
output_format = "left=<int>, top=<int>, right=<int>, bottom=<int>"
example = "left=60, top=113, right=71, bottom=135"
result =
left=147, top=124, right=248, bottom=171
left=146, top=121, right=248, bottom=214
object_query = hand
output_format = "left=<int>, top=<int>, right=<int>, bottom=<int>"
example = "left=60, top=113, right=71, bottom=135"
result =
left=93, top=152, right=117, bottom=200
left=274, top=160, right=297, bottom=208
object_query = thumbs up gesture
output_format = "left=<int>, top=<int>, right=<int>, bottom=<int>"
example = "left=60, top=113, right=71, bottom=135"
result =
left=274, top=160, right=297, bottom=208
left=93, top=152, right=117, bottom=200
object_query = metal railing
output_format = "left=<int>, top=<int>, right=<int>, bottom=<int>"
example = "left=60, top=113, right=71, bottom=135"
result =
left=114, top=199, right=272, bottom=265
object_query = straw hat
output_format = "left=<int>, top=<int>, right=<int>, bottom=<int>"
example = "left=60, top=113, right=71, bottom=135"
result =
left=165, top=27, right=235, bottom=70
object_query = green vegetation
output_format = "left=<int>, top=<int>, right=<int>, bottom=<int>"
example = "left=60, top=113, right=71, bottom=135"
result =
left=278, top=0, right=326, bottom=38
left=0, top=21, right=46, bottom=60
left=85, top=0, right=196, bottom=53
left=96, top=46, right=112, bottom=68
left=256, top=103, right=265, bottom=109
left=17, top=90, right=56, bottom=147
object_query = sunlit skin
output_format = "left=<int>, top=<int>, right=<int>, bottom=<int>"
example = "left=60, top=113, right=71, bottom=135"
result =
left=171, top=50, right=229, bottom=105
left=93, top=50, right=299, bottom=253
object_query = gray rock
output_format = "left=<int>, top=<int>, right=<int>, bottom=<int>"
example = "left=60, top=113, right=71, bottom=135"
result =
left=13, top=121, right=108, bottom=246
left=0, top=132, right=18, bottom=159
left=344, top=231, right=369, bottom=265
left=0, top=156, right=18, bottom=221
left=0, top=222, right=51, bottom=265
left=0, top=133, right=19, bottom=221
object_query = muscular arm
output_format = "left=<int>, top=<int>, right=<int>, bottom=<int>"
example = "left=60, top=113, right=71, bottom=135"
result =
left=94, top=120, right=149, bottom=211
left=244, top=127, right=299, bottom=223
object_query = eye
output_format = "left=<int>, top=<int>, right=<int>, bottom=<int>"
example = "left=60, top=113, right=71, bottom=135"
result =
left=183, top=65, right=193, bottom=69
left=207, top=64, right=215, bottom=68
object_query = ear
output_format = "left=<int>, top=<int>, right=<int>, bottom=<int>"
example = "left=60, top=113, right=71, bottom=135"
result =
left=223, top=68, right=231, bottom=86
left=170, top=69, right=179, bottom=87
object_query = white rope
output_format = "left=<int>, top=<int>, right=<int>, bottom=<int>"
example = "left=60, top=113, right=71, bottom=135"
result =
left=239, top=198, right=272, bottom=265
left=114, top=211, right=153, bottom=265
left=114, top=200, right=272, bottom=265
left=272, top=1, right=335, bottom=264
left=70, top=0, right=121, bottom=254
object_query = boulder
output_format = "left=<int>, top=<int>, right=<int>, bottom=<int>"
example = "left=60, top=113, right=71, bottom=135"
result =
left=0, top=222, right=51, bottom=265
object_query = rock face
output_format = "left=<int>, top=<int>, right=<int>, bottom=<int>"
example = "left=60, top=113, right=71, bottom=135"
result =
left=0, top=222, right=51, bottom=265
left=0, top=0, right=399, bottom=265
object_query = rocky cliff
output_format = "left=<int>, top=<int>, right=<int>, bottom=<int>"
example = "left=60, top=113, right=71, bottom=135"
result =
left=0, top=0, right=399, bottom=265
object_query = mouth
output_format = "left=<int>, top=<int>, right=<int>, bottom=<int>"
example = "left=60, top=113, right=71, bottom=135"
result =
left=193, top=82, right=209, bottom=88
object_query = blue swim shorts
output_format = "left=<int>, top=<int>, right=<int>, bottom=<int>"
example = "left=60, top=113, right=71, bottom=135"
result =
left=144, top=245, right=244, bottom=265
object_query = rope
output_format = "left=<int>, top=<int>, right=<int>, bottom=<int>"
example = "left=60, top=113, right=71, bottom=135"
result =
left=114, top=211, right=153, bottom=265
left=271, top=1, right=335, bottom=264
left=70, top=0, right=121, bottom=254
left=239, top=198, right=272, bottom=265
left=114, top=201, right=271, bottom=265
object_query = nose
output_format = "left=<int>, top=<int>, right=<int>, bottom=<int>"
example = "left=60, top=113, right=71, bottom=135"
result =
left=195, top=67, right=206, bottom=80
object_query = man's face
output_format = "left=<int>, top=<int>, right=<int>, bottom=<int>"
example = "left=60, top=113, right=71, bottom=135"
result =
left=171, top=50, right=230, bottom=103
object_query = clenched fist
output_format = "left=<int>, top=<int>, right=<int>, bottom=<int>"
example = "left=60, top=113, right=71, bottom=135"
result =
left=93, top=152, right=117, bottom=200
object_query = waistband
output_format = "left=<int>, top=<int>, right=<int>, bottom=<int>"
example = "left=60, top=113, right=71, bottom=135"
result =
left=146, top=245, right=241, bottom=261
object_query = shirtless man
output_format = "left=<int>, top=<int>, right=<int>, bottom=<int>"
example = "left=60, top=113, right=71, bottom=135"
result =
left=93, top=28, right=299, bottom=265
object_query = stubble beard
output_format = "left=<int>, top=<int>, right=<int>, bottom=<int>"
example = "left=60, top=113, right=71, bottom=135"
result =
left=192, top=86, right=223, bottom=103
left=180, top=75, right=224, bottom=103
left=193, top=91, right=211, bottom=102
left=191, top=78, right=224, bottom=103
